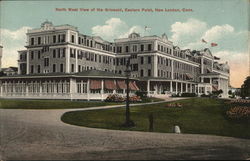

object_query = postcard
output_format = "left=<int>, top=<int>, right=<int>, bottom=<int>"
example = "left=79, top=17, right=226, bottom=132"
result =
left=0, top=0, right=249, bottom=160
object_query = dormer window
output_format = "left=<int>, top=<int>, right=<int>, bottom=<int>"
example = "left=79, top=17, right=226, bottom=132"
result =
left=71, top=35, right=75, bottom=43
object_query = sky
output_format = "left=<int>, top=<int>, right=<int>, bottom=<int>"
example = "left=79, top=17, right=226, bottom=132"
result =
left=0, top=0, right=249, bottom=88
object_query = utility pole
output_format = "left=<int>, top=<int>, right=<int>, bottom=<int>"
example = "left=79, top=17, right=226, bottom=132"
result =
left=123, top=56, right=135, bottom=127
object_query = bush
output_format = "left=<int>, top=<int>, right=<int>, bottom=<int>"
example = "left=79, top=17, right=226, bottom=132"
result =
left=135, top=91, right=148, bottom=98
left=181, top=93, right=196, bottom=97
left=105, top=94, right=142, bottom=103
left=105, top=94, right=125, bottom=102
left=226, top=106, right=250, bottom=121
left=201, top=94, right=210, bottom=97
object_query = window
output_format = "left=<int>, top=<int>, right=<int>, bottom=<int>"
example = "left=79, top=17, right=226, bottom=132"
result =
left=37, top=65, right=40, bottom=73
left=148, top=44, right=152, bottom=51
left=38, top=37, right=41, bottom=44
left=61, top=34, right=65, bottom=42
left=53, top=49, right=56, bottom=58
left=140, top=57, right=144, bottom=64
left=71, top=35, right=75, bottom=43
left=71, top=64, right=74, bottom=72
left=117, top=46, right=122, bottom=53
left=78, top=65, right=81, bottom=72
left=60, top=64, right=63, bottom=72
left=31, top=51, right=34, bottom=59
left=78, top=37, right=81, bottom=44
left=140, top=69, right=144, bottom=77
left=126, top=46, right=129, bottom=52
left=57, top=49, right=60, bottom=58
left=44, top=58, right=49, bottom=67
left=132, top=45, right=137, bottom=52
left=148, top=69, right=151, bottom=77
left=53, top=64, right=56, bottom=72
left=141, top=44, right=144, bottom=51
left=30, top=65, right=34, bottom=74
left=38, top=51, right=41, bottom=59
left=62, top=48, right=66, bottom=57
left=148, top=56, right=151, bottom=64
left=53, top=35, right=56, bottom=43
left=31, top=38, right=34, bottom=45
left=158, top=45, right=160, bottom=50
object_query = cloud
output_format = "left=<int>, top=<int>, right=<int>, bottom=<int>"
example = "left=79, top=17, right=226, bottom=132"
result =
left=170, top=18, right=207, bottom=45
left=92, top=18, right=128, bottom=41
left=214, top=51, right=249, bottom=88
left=91, top=18, right=145, bottom=41
left=118, top=25, right=145, bottom=39
left=0, top=26, right=31, bottom=68
left=202, top=24, right=234, bottom=42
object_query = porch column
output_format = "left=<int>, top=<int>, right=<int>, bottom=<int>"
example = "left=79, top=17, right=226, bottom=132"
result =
left=186, top=83, right=188, bottom=93
left=180, top=82, right=183, bottom=93
left=70, top=78, right=77, bottom=100
left=170, top=81, right=173, bottom=93
left=39, top=81, right=42, bottom=95
left=87, top=79, right=90, bottom=101
left=175, top=82, right=178, bottom=94
left=101, top=79, right=104, bottom=100
left=113, top=80, right=116, bottom=94
left=154, top=83, right=158, bottom=94
left=147, top=80, right=150, bottom=96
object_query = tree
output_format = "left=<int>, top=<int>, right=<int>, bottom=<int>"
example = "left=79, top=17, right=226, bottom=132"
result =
left=241, top=76, right=250, bottom=98
left=212, top=89, right=223, bottom=97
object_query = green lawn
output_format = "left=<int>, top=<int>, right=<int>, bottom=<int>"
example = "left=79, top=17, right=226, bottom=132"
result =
left=0, top=97, right=164, bottom=109
left=0, top=99, right=121, bottom=109
left=61, top=98, right=250, bottom=139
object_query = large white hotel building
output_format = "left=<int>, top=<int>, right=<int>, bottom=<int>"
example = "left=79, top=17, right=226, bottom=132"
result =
left=0, top=21, right=230, bottom=100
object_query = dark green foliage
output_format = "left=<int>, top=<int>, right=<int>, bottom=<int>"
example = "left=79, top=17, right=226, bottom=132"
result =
left=181, top=93, right=196, bottom=97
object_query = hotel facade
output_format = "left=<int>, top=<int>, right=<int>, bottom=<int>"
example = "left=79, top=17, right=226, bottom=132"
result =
left=0, top=21, right=230, bottom=100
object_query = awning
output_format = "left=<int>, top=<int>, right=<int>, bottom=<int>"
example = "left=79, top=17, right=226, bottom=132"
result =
left=129, top=81, right=139, bottom=91
left=212, top=85, right=218, bottom=91
left=117, top=80, right=139, bottom=90
left=185, top=73, right=193, bottom=80
left=104, top=80, right=116, bottom=90
left=117, top=80, right=126, bottom=89
left=90, top=80, right=101, bottom=89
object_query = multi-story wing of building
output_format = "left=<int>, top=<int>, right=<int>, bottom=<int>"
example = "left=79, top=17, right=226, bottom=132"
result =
left=0, top=21, right=230, bottom=100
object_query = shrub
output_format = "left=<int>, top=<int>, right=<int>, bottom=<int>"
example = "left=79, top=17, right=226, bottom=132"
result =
left=105, top=94, right=125, bottom=102
left=181, top=93, right=196, bottom=97
left=105, top=94, right=142, bottom=103
left=135, top=91, right=148, bottom=98
left=226, top=106, right=250, bottom=121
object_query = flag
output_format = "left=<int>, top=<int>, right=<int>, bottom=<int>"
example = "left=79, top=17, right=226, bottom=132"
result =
left=145, top=26, right=151, bottom=31
left=201, top=39, right=207, bottom=43
left=211, top=43, right=218, bottom=47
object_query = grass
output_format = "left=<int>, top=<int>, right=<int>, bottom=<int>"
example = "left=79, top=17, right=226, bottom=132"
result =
left=61, top=98, right=250, bottom=139
left=0, top=97, right=164, bottom=109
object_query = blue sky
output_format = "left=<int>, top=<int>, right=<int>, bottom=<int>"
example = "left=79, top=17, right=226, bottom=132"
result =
left=0, top=0, right=249, bottom=87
